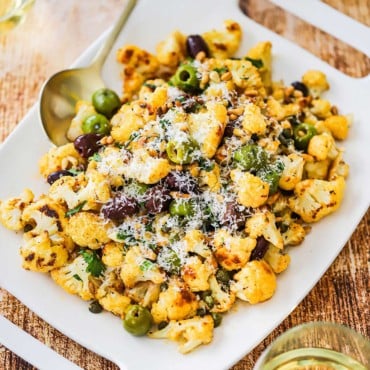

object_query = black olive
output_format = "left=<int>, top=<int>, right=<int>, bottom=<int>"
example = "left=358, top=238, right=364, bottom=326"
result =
left=291, top=81, right=309, bottom=97
left=220, top=202, right=246, bottom=230
left=102, top=193, right=139, bottom=220
left=186, top=35, right=209, bottom=58
left=250, top=236, right=269, bottom=261
left=164, top=171, right=200, bottom=194
left=47, top=170, right=73, bottom=185
left=73, top=133, right=102, bottom=158
left=144, top=184, right=171, bottom=214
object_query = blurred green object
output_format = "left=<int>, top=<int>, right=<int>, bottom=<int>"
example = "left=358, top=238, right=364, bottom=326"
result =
left=0, top=0, right=35, bottom=34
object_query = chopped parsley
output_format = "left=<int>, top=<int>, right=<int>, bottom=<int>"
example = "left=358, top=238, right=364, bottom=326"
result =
left=73, top=274, right=82, bottom=281
left=79, top=249, right=106, bottom=277
left=140, top=259, right=155, bottom=271
left=65, top=201, right=87, bottom=218
left=89, top=152, right=101, bottom=162
left=244, top=57, right=263, bottom=68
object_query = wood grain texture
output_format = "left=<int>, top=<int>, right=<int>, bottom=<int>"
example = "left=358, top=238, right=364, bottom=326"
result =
left=0, top=1, right=369, bottom=369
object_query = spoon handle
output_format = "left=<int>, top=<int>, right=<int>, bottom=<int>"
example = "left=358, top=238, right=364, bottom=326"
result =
left=90, top=0, right=137, bottom=70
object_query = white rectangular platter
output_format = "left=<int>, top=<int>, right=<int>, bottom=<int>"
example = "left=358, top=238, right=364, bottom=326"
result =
left=0, top=1, right=369, bottom=369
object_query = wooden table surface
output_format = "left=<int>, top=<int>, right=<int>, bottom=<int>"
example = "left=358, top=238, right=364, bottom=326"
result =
left=0, top=0, right=369, bottom=369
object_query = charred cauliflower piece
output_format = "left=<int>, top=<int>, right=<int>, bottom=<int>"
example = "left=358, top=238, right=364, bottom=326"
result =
left=288, top=177, right=345, bottom=223
left=232, top=260, right=276, bottom=304
left=149, top=315, right=214, bottom=354
left=156, top=30, right=186, bottom=68
left=51, top=255, right=102, bottom=300
left=66, top=100, right=96, bottom=142
left=151, top=278, right=198, bottom=323
left=246, top=41, right=272, bottom=89
left=302, top=70, right=329, bottom=97
left=0, top=189, right=34, bottom=231
left=202, top=20, right=242, bottom=59
left=181, top=255, right=215, bottom=292
left=208, top=275, right=236, bottom=313
left=125, top=281, right=161, bottom=308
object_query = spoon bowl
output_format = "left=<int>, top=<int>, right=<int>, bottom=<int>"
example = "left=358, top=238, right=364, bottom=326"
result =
left=39, top=0, right=136, bottom=146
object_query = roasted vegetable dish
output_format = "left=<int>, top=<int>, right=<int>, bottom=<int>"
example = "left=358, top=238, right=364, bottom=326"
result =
left=0, top=20, right=351, bottom=353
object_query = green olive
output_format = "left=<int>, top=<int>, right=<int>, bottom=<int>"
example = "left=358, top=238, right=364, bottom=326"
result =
left=211, top=312, right=223, bottom=328
left=82, top=114, right=111, bottom=135
left=170, top=64, right=200, bottom=92
left=166, top=138, right=198, bottom=164
left=233, top=144, right=268, bottom=171
left=293, top=123, right=317, bottom=150
left=169, top=199, right=195, bottom=217
left=123, top=304, right=152, bottom=336
left=92, top=88, right=121, bottom=118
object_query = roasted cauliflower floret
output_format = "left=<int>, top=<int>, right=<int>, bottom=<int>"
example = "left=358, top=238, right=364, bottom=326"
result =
left=302, top=70, right=329, bottom=97
left=246, top=41, right=272, bottom=89
left=264, top=245, right=290, bottom=274
left=20, top=231, right=70, bottom=272
left=242, top=103, right=267, bottom=135
left=307, top=133, right=336, bottom=161
left=116, top=45, right=160, bottom=100
left=282, top=222, right=306, bottom=246
left=202, top=20, right=242, bottom=59
left=304, top=159, right=331, bottom=180
left=230, top=170, right=269, bottom=208
left=181, top=255, right=215, bottom=292
left=232, top=260, right=276, bottom=304
left=188, top=101, right=228, bottom=159
left=288, top=176, right=346, bottom=223
left=156, top=30, right=186, bottom=68
left=310, top=99, right=331, bottom=119
left=122, top=148, right=171, bottom=184
left=0, top=189, right=34, bottom=231
left=50, top=255, right=101, bottom=300
left=66, top=100, right=96, bottom=142
left=323, top=115, right=350, bottom=140
left=213, top=229, right=256, bottom=270
left=149, top=315, right=214, bottom=354
left=125, top=281, right=161, bottom=308
left=151, top=278, right=198, bottom=323
left=120, top=246, right=165, bottom=288
left=208, top=275, right=236, bottom=313
left=39, top=143, right=85, bottom=178
left=183, top=229, right=213, bottom=259
left=199, top=163, right=222, bottom=192
left=102, top=242, right=125, bottom=267
left=245, top=210, right=284, bottom=249
left=66, top=212, right=111, bottom=249
left=96, top=269, right=131, bottom=318
left=279, top=153, right=305, bottom=191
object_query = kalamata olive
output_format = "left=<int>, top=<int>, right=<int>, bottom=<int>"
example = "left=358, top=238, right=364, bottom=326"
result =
left=144, top=184, right=171, bottom=214
left=250, top=236, right=269, bottom=261
left=186, top=34, right=209, bottom=58
left=223, top=120, right=238, bottom=138
left=181, top=96, right=201, bottom=113
left=220, top=202, right=246, bottom=230
left=73, top=133, right=102, bottom=158
left=164, top=171, right=200, bottom=194
left=291, top=81, right=309, bottom=97
left=102, top=193, right=139, bottom=220
left=47, top=170, right=73, bottom=185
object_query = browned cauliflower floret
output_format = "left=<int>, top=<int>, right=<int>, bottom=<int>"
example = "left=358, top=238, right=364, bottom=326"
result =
left=323, top=115, right=350, bottom=140
left=49, top=170, right=110, bottom=211
left=282, top=222, right=306, bottom=246
left=96, top=269, right=131, bottom=318
left=50, top=255, right=101, bottom=300
left=156, top=30, right=186, bottom=68
left=279, top=153, right=305, bottom=191
left=241, top=103, right=267, bottom=136
left=188, top=101, right=228, bottom=159
left=181, top=255, right=215, bottom=291
left=208, top=275, right=236, bottom=313
left=120, top=246, right=165, bottom=288
left=151, top=278, right=198, bottom=323
left=213, top=229, right=256, bottom=271
left=66, top=212, right=112, bottom=249
left=307, top=133, right=336, bottom=161
left=245, top=210, right=284, bottom=249
left=20, top=231, right=70, bottom=272
left=288, top=177, right=345, bottom=223
left=66, top=100, right=96, bottom=142
left=199, top=163, right=222, bottom=192
left=183, top=229, right=213, bottom=259
left=116, top=45, right=160, bottom=100
left=230, top=170, right=269, bottom=208
left=232, top=260, right=276, bottom=304
left=149, top=315, right=214, bottom=354
left=39, top=143, right=85, bottom=178
left=302, top=70, right=329, bottom=97
left=122, top=148, right=171, bottom=184
left=102, top=242, right=125, bottom=267
left=202, top=20, right=242, bottom=59
left=264, top=245, right=290, bottom=274
left=304, top=159, right=331, bottom=180
left=246, top=41, right=272, bottom=89
left=125, top=281, right=161, bottom=308
left=0, top=189, right=34, bottom=231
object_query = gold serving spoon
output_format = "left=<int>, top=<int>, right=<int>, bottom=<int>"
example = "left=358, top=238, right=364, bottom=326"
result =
left=39, top=0, right=137, bottom=146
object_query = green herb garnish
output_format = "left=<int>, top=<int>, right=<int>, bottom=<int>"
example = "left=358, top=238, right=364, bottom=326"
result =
left=244, top=57, right=263, bottom=68
left=79, top=249, right=106, bottom=277
left=65, top=201, right=87, bottom=218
